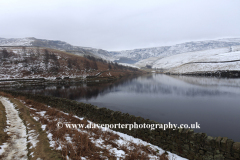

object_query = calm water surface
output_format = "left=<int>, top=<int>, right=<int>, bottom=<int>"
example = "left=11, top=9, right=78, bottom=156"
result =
left=7, top=74, right=240, bottom=141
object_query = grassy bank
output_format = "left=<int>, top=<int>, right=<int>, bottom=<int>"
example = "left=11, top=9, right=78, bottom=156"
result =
left=0, top=91, right=173, bottom=159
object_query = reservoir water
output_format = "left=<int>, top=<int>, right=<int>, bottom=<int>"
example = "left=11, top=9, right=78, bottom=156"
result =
left=6, top=74, right=240, bottom=141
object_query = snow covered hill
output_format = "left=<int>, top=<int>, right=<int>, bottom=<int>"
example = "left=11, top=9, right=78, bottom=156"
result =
left=1, top=37, right=240, bottom=74
left=113, top=38, right=240, bottom=63
left=1, top=37, right=240, bottom=64
left=0, top=37, right=107, bottom=59
left=0, top=47, right=139, bottom=80
left=151, top=47, right=240, bottom=74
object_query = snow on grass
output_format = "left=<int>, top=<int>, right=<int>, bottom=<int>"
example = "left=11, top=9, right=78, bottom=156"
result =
left=32, top=105, right=187, bottom=159
left=36, top=111, right=46, bottom=116
left=28, top=130, right=39, bottom=149
left=110, top=130, right=186, bottom=160
left=135, top=56, right=161, bottom=68
left=27, top=123, right=39, bottom=150
left=150, top=47, right=240, bottom=73
left=0, top=143, right=8, bottom=155
left=0, top=97, right=28, bottom=159
left=168, top=61, right=240, bottom=74
left=41, top=124, right=47, bottom=131
left=195, top=51, right=240, bottom=62
left=33, top=116, right=40, bottom=121
left=17, top=96, right=188, bottom=159
left=152, top=48, right=230, bottom=69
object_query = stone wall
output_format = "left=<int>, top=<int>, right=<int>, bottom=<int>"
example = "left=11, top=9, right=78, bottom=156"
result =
left=4, top=90, right=240, bottom=160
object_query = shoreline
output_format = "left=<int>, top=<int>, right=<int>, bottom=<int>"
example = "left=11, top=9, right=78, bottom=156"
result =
left=2, top=69, right=240, bottom=88
left=0, top=71, right=145, bottom=88
left=164, top=70, right=240, bottom=78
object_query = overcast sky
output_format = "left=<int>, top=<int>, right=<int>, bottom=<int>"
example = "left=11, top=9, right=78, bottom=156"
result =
left=1, top=0, right=240, bottom=51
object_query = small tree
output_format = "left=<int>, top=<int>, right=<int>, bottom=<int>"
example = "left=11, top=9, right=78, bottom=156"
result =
left=36, top=47, right=40, bottom=56
left=22, top=46, right=27, bottom=56
left=44, top=49, right=50, bottom=70
left=2, top=49, right=9, bottom=58
left=0, top=50, right=2, bottom=60
left=91, top=61, right=98, bottom=70
left=84, top=59, right=90, bottom=70
left=146, top=65, right=152, bottom=69
left=108, top=63, right=112, bottom=70
left=67, top=59, right=73, bottom=68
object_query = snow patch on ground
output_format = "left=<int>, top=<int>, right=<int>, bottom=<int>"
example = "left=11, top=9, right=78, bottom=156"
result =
left=27, top=123, right=39, bottom=150
left=36, top=111, right=46, bottom=116
left=111, top=130, right=185, bottom=160
left=41, top=124, right=47, bottom=131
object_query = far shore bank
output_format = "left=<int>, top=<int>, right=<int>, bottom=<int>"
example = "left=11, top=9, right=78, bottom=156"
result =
left=2, top=69, right=240, bottom=88
left=0, top=70, right=146, bottom=88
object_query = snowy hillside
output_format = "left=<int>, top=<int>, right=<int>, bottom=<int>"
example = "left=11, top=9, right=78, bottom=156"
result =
left=113, top=38, right=240, bottom=63
left=134, top=45, right=240, bottom=69
left=1, top=37, right=240, bottom=64
left=2, top=37, right=240, bottom=74
left=0, top=37, right=106, bottom=59
left=150, top=47, right=240, bottom=74
left=81, top=48, right=116, bottom=61
left=0, top=47, right=139, bottom=80
left=0, top=37, right=34, bottom=46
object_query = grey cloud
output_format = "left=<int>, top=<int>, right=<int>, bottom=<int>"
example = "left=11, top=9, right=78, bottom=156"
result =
left=0, top=0, right=240, bottom=51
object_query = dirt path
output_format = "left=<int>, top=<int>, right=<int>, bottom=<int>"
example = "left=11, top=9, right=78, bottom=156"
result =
left=0, top=97, right=28, bottom=160
left=10, top=98, right=62, bottom=160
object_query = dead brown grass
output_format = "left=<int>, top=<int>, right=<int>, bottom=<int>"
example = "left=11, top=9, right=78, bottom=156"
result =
left=0, top=100, right=9, bottom=156
left=0, top=92, right=14, bottom=98
left=0, top=92, right=13, bottom=154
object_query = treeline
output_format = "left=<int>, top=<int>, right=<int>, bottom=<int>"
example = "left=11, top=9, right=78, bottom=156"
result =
left=0, top=48, right=61, bottom=75
left=84, top=55, right=138, bottom=71
left=42, top=49, right=60, bottom=74
left=0, top=49, right=16, bottom=59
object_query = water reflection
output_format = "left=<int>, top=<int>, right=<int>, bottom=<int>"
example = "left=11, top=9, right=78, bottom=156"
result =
left=106, top=74, right=240, bottom=96
left=3, top=74, right=240, bottom=141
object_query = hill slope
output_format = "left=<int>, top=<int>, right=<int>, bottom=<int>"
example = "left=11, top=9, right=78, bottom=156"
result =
left=0, top=37, right=112, bottom=60
left=1, top=37, right=240, bottom=64
left=1, top=37, right=240, bottom=74
left=0, top=47, right=140, bottom=80
left=151, top=47, right=240, bottom=75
